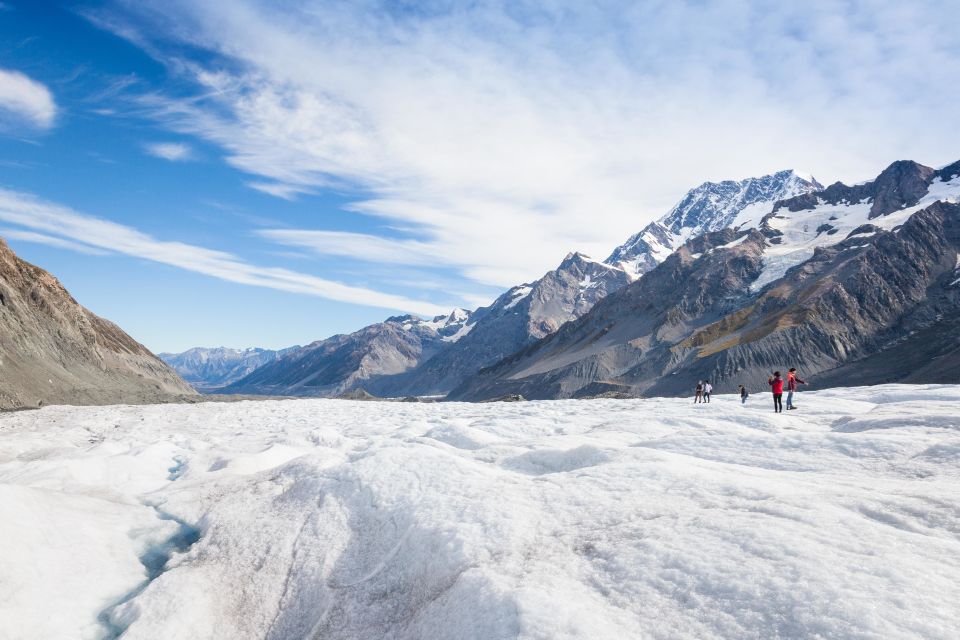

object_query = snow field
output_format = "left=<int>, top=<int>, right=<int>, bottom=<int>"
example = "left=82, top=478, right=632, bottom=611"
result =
left=750, top=175, right=960, bottom=292
left=1, top=385, right=959, bottom=639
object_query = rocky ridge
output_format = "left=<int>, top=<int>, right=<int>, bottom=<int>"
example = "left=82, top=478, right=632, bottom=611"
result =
left=451, top=159, right=960, bottom=400
left=0, top=238, right=195, bottom=409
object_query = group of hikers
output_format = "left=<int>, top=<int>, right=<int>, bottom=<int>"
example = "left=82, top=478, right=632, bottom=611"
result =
left=693, top=380, right=713, bottom=403
left=695, top=368, right=807, bottom=413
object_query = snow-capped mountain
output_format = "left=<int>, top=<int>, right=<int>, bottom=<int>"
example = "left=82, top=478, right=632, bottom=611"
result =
left=159, top=346, right=300, bottom=392
left=188, top=171, right=820, bottom=400
left=607, top=170, right=823, bottom=276
left=369, top=252, right=632, bottom=397
left=454, top=159, right=960, bottom=400
left=223, top=251, right=630, bottom=399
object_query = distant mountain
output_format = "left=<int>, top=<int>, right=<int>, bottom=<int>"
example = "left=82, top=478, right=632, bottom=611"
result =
left=159, top=346, right=300, bottom=392
left=607, top=170, right=822, bottom=276
left=369, top=252, right=631, bottom=397
left=222, top=252, right=631, bottom=399
left=222, top=310, right=473, bottom=397
left=452, top=159, right=960, bottom=400
left=0, top=238, right=195, bottom=409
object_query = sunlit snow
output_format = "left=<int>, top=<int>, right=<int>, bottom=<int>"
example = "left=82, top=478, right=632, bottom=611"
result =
left=2, top=386, right=959, bottom=639
left=504, top=285, right=533, bottom=310
left=750, top=176, right=960, bottom=292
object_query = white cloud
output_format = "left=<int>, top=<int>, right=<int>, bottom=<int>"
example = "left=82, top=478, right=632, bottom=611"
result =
left=144, top=141, right=193, bottom=161
left=0, top=188, right=451, bottom=317
left=246, top=181, right=311, bottom=200
left=0, top=68, right=57, bottom=129
left=93, top=1, right=960, bottom=287
left=258, top=229, right=440, bottom=267
left=0, top=228, right=110, bottom=255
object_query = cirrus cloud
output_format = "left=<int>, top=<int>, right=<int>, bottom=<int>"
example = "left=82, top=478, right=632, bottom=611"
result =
left=87, top=1, right=960, bottom=288
left=0, top=188, right=452, bottom=317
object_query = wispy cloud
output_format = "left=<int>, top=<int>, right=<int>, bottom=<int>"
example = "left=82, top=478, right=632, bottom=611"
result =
left=0, top=188, right=452, bottom=317
left=89, top=1, right=960, bottom=287
left=0, top=68, right=57, bottom=130
left=0, top=228, right=109, bottom=255
left=144, top=141, right=193, bottom=161
left=247, top=181, right=311, bottom=200
left=258, top=229, right=440, bottom=267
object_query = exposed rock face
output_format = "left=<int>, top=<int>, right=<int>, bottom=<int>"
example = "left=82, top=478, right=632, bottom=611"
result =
left=368, top=252, right=632, bottom=397
left=222, top=253, right=629, bottom=399
left=222, top=312, right=472, bottom=398
left=201, top=172, right=819, bottom=400
left=0, top=238, right=195, bottom=409
left=452, top=160, right=960, bottom=401
left=776, top=160, right=959, bottom=219
left=607, top=170, right=822, bottom=276
left=159, top=346, right=300, bottom=392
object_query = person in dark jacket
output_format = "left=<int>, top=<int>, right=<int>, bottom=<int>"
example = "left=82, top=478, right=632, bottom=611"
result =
left=694, top=381, right=703, bottom=403
left=768, top=371, right=784, bottom=413
left=786, top=368, right=806, bottom=410
left=738, top=384, right=748, bottom=404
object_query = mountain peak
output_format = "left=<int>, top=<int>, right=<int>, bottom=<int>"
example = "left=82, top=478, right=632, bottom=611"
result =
left=606, top=169, right=822, bottom=277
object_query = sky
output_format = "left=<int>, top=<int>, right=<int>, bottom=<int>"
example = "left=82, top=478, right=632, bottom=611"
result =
left=1, top=0, right=959, bottom=353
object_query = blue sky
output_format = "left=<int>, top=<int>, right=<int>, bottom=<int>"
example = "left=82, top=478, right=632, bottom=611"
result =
left=1, top=0, right=959, bottom=352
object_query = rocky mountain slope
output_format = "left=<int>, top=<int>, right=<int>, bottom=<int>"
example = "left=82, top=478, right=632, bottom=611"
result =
left=0, top=238, right=195, bottom=409
left=215, top=171, right=817, bottom=399
left=607, top=170, right=822, bottom=276
left=452, top=159, right=960, bottom=400
left=367, top=252, right=631, bottom=397
left=158, top=346, right=300, bottom=392
left=223, top=252, right=630, bottom=398
left=221, top=310, right=472, bottom=397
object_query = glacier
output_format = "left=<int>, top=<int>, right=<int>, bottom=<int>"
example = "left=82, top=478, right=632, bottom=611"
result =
left=1, top=386, right=959, bottom=639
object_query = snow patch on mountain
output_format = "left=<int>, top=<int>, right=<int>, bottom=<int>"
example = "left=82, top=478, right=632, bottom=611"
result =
left=503, top=285, right=532, bottom=310
left=400, top=308, right=475, bottom=342
left=750, top=173, right=960, bottom=292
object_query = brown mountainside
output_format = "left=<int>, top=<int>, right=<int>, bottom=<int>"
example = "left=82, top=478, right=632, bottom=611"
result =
left=0, top=238, right=195, bottom=409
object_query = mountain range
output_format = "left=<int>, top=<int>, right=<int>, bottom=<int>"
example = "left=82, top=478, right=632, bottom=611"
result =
left=165, top=169, right=826, bottom=397
left=220, top=310, right=472, bottom=397
left=7, top=159, right=959, bottom=406
left=452, top=159, right=960, bottom=399
left=157, top=346, right=300, bottom=392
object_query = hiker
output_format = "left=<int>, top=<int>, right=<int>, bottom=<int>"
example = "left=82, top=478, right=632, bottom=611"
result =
left=694, top=381, right=703, bottom=403
left=738, top=384, right=748, bottom=404
left=703, top=380, right=713, bottom=403
left=786, top=368, right=807, bottom=410
left=768, top=371, right=784, bottom=413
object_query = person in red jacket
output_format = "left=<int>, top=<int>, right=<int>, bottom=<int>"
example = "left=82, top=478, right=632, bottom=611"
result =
left=768, top=371, right=784, bottom=413
left=786, top=367, right=806, bottom=410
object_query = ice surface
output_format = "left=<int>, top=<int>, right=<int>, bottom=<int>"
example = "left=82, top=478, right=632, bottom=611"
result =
left=2, top=385, right=960, bottom=639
